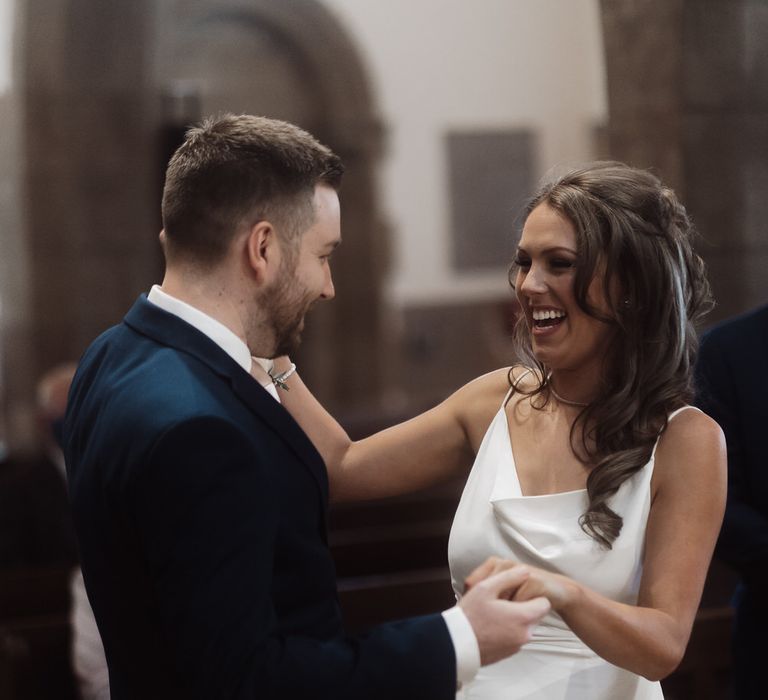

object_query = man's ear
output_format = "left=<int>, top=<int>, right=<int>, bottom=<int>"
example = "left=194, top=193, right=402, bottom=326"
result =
left=245, top=221, right=280, bottom=283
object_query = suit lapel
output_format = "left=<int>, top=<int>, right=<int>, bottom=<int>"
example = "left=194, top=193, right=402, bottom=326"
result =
left=123, top=296, right=329, bottom=504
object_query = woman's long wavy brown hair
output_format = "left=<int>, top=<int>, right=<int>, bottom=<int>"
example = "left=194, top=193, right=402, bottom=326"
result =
left=509, top=162, right=713, bottom=548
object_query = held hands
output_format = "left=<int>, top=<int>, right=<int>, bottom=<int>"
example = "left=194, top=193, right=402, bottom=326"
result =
left=458, top=560, right=550, bottom=666
left=465, top=556, right=578, bottom=612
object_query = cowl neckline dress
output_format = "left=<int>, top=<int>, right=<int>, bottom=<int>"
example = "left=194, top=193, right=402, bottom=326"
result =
left=449, top=391, right=691, bottom=699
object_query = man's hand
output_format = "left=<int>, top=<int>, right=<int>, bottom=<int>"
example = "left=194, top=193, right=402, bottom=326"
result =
left=458, top=563, right=550, bottom=665
left=463, top=556, right=518, bottom=593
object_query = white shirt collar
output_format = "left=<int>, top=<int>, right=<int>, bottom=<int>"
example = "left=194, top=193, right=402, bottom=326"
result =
left=146, top=285, right=279, bottom=401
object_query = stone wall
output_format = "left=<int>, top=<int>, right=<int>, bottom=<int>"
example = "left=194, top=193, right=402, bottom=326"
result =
left=601, top=0, right=768, bottom=323
left=2, top=0, right=386, bottom=449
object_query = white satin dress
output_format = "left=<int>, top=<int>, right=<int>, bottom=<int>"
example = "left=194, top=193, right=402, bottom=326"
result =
left=448, top=391, right=689, bottom=699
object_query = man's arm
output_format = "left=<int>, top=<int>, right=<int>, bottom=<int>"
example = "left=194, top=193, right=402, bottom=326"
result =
left=134, top=416, right=547, bottom=699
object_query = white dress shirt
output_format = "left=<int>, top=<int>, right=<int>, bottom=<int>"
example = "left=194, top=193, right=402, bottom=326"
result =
left=147, top=285, right=279, bottom=401
left=145, top=286, right=480, bottom=687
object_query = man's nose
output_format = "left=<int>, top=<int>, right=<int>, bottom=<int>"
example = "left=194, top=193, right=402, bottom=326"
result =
left=321, top=270, right=335, bottom=300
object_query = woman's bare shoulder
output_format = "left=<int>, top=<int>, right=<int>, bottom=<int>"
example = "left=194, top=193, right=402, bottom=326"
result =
left=660, top=407, right=725, bottom=453
left=455, top=364, right=539, bottom=399
left=654, top=407, right=727, bottom=488
left=449, top=365, right=541, bottom=424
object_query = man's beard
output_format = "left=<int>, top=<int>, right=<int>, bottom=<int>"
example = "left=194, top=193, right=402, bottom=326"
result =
left=258, top=264, right=314, bottom=358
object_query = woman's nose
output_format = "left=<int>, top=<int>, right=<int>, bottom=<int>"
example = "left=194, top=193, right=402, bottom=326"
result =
left=518, top=265, right=548, bottom=296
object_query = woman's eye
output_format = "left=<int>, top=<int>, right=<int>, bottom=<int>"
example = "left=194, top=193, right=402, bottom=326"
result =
left=513, top=257, right=531, bottom=268
left=550, top=259, right=575, bottom=269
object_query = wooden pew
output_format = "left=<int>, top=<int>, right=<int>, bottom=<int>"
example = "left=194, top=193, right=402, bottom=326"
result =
left=0, top=567, right=78, bottom=700
left=661, top=558, right=737, bottom=699
left=337, top=567, right=457, bottom=634
left=329, top=480, right=463, bottom=631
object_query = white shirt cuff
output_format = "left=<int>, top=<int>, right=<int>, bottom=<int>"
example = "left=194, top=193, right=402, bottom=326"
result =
left=441, top=605, right=480, bottom=688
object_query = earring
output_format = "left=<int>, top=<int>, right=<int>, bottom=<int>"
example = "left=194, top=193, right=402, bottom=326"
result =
left=622, top=298, right=631, bottom=308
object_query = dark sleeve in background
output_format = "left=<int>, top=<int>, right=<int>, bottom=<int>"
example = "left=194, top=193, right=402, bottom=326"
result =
left=695, top=320, right=768, bottom=587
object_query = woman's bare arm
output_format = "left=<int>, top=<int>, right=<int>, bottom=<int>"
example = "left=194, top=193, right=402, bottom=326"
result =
left=274, top=358, right=509, bottom=501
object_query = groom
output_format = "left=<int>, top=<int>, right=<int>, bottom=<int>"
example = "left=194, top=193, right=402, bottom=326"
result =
left=64, top=114, right=548, bottom=699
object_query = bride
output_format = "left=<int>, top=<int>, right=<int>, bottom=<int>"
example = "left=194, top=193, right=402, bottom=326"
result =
left=275, top=162, right=726, bottom=698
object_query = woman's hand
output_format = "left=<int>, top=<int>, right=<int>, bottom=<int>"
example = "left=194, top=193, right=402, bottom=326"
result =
left=511, top=567, right=579, bottom=612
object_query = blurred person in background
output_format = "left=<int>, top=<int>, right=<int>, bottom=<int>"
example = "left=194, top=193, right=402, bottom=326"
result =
left=39, top=363, right=110, bottom=699
left=0, top=363, right=109, bottom=699
left=695, top=303, right=768, bottom=700
left=0, top=364, right=80, bottom=699
left=0, top=363, right=78, bottom=571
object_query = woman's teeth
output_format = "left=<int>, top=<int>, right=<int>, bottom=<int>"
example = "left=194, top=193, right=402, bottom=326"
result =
left=532, top=309, right=566, bottom=327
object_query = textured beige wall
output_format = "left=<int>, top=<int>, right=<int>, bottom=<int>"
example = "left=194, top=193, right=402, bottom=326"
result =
left=601, top=0, right=768, bottom=324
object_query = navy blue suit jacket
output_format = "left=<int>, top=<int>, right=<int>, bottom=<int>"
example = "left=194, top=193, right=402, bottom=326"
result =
left=64, top=296, right=455, bottom=699
left=695, top=303, right=768, bottom=584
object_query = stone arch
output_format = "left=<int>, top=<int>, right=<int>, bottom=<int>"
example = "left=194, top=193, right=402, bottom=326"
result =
left=151, top=0, right=388, bottom=409
left=8, top=0, right=384, bottom=446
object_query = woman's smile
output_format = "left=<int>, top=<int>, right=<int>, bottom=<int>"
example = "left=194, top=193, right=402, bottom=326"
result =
left=530, top=307, right=567, bottom=334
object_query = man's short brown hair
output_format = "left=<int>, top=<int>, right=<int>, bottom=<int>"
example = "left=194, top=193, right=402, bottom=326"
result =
left=161, top=114, right=344, bottom=265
